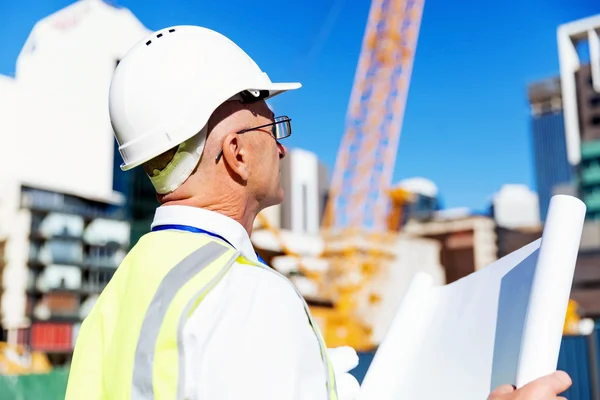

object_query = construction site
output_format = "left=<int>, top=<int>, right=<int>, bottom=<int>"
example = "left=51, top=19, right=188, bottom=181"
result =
left=0, top=0, right=600, bottom=398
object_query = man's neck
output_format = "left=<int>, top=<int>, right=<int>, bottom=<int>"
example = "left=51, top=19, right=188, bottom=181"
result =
left=160, top=194, right=258, bottom=236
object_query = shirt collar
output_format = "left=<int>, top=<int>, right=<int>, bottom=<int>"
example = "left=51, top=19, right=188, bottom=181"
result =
left=151, top=205, right=259, bottom=263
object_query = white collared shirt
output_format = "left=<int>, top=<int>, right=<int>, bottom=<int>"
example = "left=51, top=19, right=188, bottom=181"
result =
left=151, top=205, right=327, bottom=400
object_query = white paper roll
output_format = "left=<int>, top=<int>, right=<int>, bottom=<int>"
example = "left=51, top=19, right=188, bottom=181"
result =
left=516, top=195, right=586, bottom=387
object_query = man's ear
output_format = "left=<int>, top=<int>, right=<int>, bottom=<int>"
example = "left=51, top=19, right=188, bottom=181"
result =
left=221, top=133, right=249, bottom=181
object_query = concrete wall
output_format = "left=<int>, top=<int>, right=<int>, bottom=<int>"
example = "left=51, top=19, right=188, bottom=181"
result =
left=0, top=0, right=149, bottom=204
left=279, top=149, right=323, bottom=235
left=364, top=236, right=444, bottom=345
left=0, top=179, right=32, bottom=329
left=404, top=215, right=498, bottom=274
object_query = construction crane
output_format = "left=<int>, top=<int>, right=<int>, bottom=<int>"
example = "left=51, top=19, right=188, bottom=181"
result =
left=316, top=0, right=424, bottom=351
left=258, top=0, right=425, bottom=351
left=321, top=0, right=424, bottom=234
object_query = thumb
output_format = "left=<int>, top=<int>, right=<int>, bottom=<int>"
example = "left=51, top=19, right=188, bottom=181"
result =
left=523, top=371, right=572, bottom=395
left=488, top=384, right=515, bottom=399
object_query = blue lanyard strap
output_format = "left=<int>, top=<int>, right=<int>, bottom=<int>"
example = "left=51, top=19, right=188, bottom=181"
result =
left=152, top=224, right=235, bottom=248
left=151, top=224, right=267, bottom=265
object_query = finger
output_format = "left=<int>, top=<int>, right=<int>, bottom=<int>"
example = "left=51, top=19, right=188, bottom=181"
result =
left=488, top=384, right=516, bottom=398
left=522, top=371, right=572, bottom=395
left=550, top=371, right=572, bottom=394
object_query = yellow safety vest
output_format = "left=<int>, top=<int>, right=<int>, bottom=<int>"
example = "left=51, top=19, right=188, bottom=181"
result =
left=65, top=230, right=338, bottom=400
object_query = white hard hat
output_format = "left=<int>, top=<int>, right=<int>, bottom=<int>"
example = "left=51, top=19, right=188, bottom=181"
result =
left=109, top=25, right=301, bottom=193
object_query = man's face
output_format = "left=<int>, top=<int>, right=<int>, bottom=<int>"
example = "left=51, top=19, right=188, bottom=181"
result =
left=239, top=100, right=288, bottom=208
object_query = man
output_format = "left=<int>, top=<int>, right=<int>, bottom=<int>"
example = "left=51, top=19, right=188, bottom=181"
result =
left=65, top=24, right=351, bottom=400
left=65, top=25, right=572, bottom=400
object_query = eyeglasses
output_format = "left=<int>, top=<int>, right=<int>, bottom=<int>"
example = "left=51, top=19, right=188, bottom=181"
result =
left=215, top=115, right=292, bottom=163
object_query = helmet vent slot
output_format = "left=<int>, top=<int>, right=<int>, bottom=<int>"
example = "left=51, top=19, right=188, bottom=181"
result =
left=147, top=29, right=175, bottom=46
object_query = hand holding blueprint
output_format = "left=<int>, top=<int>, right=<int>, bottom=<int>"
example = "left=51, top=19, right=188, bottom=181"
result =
left=358, top=195, right=586, bottom=400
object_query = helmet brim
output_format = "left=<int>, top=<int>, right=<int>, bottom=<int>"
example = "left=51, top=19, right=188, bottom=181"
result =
left=262, top=82, right=302, bottom=99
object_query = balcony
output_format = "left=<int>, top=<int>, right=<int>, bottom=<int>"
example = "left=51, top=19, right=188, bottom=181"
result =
left=584, top=192, right=600, bottom=211
left=581, top=140, right=600, bottom=160
left=581, top=164, right=600, bottom=186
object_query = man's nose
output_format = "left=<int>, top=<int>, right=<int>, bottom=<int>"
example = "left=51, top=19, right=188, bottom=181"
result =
left=278, top=142, right=287, bottom=159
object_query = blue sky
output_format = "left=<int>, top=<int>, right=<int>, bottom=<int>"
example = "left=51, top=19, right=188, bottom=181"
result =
left=0, top=0, right=598, bottom=210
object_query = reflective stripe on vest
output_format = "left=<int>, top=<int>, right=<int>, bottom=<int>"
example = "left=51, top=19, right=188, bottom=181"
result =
left=132, top=240, right=235, bottom=399
left=65, top=230, right=338, bottom=400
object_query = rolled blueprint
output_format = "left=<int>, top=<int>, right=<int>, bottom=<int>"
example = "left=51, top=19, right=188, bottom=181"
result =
left=516, top=195, right=586, bottom=387
left=357, top=195, right=586, bottom=400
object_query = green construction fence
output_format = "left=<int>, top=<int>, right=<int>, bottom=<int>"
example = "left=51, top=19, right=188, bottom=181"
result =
left=0, top=367, right=69, bottom=400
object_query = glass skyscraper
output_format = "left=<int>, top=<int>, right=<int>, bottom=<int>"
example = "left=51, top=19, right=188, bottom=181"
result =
left=530, top=111, right=573, bottom=220
left=528, top=77, right=574, bottom=221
